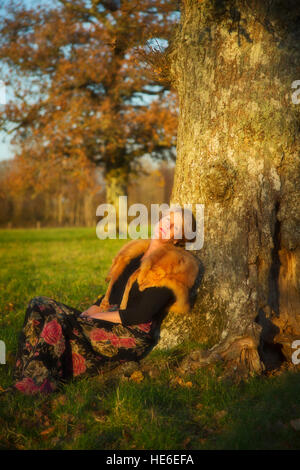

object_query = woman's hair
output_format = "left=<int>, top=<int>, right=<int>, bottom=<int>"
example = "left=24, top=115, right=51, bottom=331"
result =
left=162, top=207, right=197, bottom=248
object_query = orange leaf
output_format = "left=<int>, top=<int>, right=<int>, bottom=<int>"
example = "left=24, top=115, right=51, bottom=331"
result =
left=130, top=370, right=144, bottom=383
left=40, top=426, right=55, bottom=437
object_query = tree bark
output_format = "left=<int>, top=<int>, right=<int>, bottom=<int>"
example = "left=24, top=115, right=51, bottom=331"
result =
left=106, top=168, right=129, bottom=233
left=83, top=192, right=94, bottom=227
left=57, top=192, right=64, bottom=226
left=156, top=0, right=300, bottom=376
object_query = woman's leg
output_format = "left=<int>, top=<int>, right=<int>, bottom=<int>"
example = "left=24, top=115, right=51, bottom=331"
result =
left=13, top=296, right=155, bottom=395
left=76, top=317, right=155, bottom=374
left=13, top=296, right=81, bottom=395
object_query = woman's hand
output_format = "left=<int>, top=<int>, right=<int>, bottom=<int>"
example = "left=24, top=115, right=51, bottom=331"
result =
left=80, top=304, right=119, bottom=317
left=79, top=305, right=122, bottom=323
left=80, top=305, right=102, bottom=318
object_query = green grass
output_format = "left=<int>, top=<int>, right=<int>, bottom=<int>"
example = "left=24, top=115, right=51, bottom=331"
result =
left=1, top=227, right=300, bottom=450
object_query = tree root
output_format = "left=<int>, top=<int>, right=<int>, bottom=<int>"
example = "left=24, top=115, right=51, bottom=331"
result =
left=179, top=335, right=265, bottom=381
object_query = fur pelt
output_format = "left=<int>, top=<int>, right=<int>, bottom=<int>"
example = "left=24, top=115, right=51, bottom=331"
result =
left=98, top=239, right=200, bottom=314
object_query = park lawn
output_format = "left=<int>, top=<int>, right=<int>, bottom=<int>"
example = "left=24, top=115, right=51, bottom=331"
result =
left=0, top=227, right=300, bottom=450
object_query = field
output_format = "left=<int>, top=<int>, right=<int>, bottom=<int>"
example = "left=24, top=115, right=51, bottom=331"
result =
left=0, top=227, right=300, bottom=450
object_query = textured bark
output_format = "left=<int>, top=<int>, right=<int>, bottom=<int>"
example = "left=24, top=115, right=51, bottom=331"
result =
left=106, top=168, right=129, bottom=233
left=83, top=192, right=94, bottom=227
left=272, top=247, right=300, bottom=361
left=155, top=0, right=300, bottom=375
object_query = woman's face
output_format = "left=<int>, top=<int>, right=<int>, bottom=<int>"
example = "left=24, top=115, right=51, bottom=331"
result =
left=153, top=211, right=183, bottom=243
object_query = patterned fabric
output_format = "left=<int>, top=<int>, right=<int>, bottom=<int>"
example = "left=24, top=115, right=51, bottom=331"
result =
left=12, top=296, right=154, bottom=395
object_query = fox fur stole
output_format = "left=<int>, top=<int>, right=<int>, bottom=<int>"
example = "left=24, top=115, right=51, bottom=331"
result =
left=98, top=238, right=200, bottom=315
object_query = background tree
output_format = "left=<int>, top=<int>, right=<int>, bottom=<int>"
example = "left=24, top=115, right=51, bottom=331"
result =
left=128, top=157, right=174, bottom=211
left=0, top=149, right=103, bottom=227
left=0, top=155, right=174, bottom=228
left=0, top=0, right=179, bottom=225
left=152, top=0, right=300, bottom=377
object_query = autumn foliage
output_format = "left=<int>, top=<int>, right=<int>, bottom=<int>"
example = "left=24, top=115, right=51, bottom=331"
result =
left=0, top=0, right=179, bottom=222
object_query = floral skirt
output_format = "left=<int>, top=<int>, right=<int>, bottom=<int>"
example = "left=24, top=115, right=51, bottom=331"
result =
left=12, top=296, right=154, bottom=395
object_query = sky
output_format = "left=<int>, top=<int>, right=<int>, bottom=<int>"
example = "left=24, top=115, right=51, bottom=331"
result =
left=0, top=0, right=55, bottom=161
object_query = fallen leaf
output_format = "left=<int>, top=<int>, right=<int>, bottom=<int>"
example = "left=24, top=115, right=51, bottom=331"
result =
left=173, top=376, right=184, bottom=386
left=172, top=377, right=192, bottom=387
left=196, top=403, right=204, bottom=410
left=290, top=418, right=300, bottom=431
left=40, top=426, right=55, bottom=437
left=148, top=368, right=160, bottom=379
left=59, top=413, right=74, bottom=423
left=130, top=370, right=144, bottom=383
left=34, top=410, right=43, bottom=420
left=182, top=436, right=191, bottom=448
left=43, top=416, right=50, bottom=427
left=215, top=410, right=228, bottom=420
left=52, top=394, right=66, bottom=410
left=203, top=427, right=215, bottom=435
left=15, top=444, right=26, bottom=450
left=92, top=411, right=107, bottom=423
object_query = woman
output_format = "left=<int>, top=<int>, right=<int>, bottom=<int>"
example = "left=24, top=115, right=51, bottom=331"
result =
left=5, top=207, right=200, bottom=395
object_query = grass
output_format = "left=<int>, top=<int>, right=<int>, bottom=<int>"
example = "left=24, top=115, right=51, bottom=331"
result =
left=1, top=227, right=300, bottom=450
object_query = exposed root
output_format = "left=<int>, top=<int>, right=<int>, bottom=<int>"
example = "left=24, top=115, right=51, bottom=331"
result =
left=179, top=334, right=264, bottom=381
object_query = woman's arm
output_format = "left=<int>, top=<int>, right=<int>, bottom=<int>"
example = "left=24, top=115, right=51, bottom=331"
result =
left=88, top=310, right=122, bottom=323
left=80, top=305, right=122, bottom=323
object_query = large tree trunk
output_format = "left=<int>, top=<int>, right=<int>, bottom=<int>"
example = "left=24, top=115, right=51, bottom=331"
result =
left=156, top=0, right=300, bottom=376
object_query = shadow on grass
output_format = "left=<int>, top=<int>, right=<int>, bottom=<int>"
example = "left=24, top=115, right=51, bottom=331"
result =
left=74, top=365, right=300, bottom=450
left=1, top=361, right=300, bottom=450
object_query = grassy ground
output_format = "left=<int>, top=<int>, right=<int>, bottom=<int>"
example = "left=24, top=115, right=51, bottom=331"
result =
left=0, top=227, right=300, bottom=450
